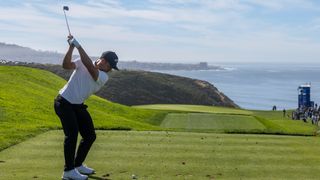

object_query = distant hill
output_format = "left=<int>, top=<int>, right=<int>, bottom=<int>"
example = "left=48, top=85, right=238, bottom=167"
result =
left=101, top=70, right=238, bottom=107
left=0, top=61, right=239, bottom=108
left=0, top=42, right=64, bottom=64
left=116, top=61, right=224, bottom=71
left=0, top=42, right=224, bottom=70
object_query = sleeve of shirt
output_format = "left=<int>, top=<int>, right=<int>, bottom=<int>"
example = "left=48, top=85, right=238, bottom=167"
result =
left=96, top=70, right=109, bottom=86
left=73, top=58, right=83, bottom=69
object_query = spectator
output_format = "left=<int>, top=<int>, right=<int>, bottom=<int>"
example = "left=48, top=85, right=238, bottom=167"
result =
left=272, top=105, right=277, bottom=111
left=312, top=114, right=316, bottom=124
left=292, top=111, right=296, bottom=120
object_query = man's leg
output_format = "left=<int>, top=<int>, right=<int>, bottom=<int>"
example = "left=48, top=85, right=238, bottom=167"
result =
left=74, top=105, right=96, bottom=167
left=54, top=98, right=79, bottom=171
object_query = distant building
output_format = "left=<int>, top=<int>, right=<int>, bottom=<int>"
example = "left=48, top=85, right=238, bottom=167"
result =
left=298, top=83, right=314, bottom=108
left=199, top=62, right=208, bottom=69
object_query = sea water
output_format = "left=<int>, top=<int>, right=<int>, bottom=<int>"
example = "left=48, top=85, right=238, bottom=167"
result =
left=157, top=63, right=320, bottom=110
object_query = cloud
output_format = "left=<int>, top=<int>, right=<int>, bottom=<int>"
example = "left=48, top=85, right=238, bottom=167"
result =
left=0, top=0, right=320, bottom=62
left=0, top=5, right=63, bottom=35
left=243, top=0, right=319, bottom=10
left=87, top=0, right=121, bottom=7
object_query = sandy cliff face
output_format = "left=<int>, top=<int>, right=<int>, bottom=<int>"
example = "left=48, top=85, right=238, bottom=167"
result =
left=97, top=70, right=239, bottom=108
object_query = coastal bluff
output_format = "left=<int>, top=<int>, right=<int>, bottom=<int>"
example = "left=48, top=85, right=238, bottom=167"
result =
left=0, top=61, right=238, bottom=108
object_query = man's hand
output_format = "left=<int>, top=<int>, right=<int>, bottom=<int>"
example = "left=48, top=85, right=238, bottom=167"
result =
left=67, top=35, right=81, bottom=48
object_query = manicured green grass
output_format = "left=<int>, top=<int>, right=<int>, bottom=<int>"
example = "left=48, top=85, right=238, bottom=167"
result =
left=253, top=110, right=290, bottom=119
left=1, top=130, right=320, bottom=180
left=0, top=66, right=166, bottom=150
left=136, top=104, right=318, bottom=135
left=251, top=110, right=318, bottom=135
left=161, top=113, right=266, bottom=132
left=134, top=104, right=252, bottom=115
left=2, top=65, right=320, bottom=179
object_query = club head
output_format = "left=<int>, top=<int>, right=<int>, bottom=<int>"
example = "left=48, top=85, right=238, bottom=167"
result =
left=63, top=6, right=69, bottom=11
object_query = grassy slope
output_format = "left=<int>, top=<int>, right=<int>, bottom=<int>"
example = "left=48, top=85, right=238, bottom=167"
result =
left=252, top=110, right=317, bottom=135
left=0, top=66, right=166, bottom=150
left=135, top=104, right=318, bottom=135
left=1, top=130, right=320, bottom=180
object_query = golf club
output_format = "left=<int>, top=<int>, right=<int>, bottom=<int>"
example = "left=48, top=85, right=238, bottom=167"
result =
left=63, top=6, right=71, bottom=35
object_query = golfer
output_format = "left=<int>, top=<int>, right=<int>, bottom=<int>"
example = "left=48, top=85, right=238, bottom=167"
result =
left=54, top=36, right=119, bottom=180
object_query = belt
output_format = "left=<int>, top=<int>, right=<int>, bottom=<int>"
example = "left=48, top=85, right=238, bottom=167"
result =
left=55, top=94, right=72, bottom=105
left=55, top=95, right=86, bottom=109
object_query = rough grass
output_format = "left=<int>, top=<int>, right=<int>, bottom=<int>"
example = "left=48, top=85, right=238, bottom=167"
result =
left=1, top=130, right=320, bottom=180
left=0, top=66, right=166, bottom=150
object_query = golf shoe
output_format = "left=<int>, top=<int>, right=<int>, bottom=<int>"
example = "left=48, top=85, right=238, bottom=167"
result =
left=62, top=168, right=88, bottom=180
left=76, top=164, right=95, bottom=175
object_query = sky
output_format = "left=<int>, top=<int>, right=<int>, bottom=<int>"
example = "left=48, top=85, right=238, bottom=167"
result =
left=0, top=0, right=320, bottom=63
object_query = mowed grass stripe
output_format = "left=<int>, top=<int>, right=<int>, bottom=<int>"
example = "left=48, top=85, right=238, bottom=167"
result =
left=161, top=113, right=266, bottom=131
left=1, top=131, right=320, bottom=179
left=136, top=104, right=318, bottom=135
left=134, top=104, right=252, bottom=115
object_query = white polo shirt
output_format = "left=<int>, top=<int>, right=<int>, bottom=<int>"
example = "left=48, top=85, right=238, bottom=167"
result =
left=59, top=58, right=108, bottom=104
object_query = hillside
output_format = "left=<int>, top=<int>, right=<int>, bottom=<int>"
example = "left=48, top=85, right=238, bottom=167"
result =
left=0, top=43, right=65, bottom=64
left=100, top=70, right=238, bottom=107
left=0, top=66, right=166, bottom=150
left=0, top=62, right=238, bottom=107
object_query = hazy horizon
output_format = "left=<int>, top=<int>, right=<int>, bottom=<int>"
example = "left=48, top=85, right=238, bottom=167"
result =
left=2, top=41, right=320, bottom=65
left=1, top=0, right=320, bottom=64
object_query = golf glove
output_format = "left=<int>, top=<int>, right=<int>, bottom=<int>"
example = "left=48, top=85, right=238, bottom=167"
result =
left=68, top=38, right=81, bottom=48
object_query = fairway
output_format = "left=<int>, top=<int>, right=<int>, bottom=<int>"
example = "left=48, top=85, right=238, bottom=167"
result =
left=136, top=104, right=318, bottom=135
left=1, top=131, right=320, bottom=180
left=161, top=113, right=266, bottom=132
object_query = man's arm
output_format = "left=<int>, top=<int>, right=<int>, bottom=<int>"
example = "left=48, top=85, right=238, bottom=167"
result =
left=77, top=46, right=99, bottom=81
left=62, top=45, right=76, bottom=69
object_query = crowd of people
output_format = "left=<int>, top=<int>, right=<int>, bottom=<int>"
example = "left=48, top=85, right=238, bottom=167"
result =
left=291, top=104, right=320, bottom=125
left=271, top=104, right=320, bottom=125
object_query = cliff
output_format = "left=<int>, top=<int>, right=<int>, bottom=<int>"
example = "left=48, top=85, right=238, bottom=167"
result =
left=0, top=61, right=238, bottom=108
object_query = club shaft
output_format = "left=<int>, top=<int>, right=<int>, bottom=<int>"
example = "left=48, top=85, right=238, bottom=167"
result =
left=63, top=10, right=71, bottom=35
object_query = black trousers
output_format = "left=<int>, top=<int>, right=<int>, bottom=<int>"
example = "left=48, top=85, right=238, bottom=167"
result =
left=54, top=95, right=96, bottom=171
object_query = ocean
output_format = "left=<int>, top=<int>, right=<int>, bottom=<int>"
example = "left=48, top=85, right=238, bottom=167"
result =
left=157, top=63, right=320, bottom=110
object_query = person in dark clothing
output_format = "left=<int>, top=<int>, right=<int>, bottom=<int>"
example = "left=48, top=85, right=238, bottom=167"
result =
left=54, top=36, right=119, bottom=180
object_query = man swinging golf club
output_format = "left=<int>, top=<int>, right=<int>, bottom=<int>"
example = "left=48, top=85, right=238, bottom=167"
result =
left=54, top=35, right=119, bottom=180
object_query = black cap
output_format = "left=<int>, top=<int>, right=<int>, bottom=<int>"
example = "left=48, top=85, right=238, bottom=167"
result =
left=100, top=51, right=119, bottom=70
